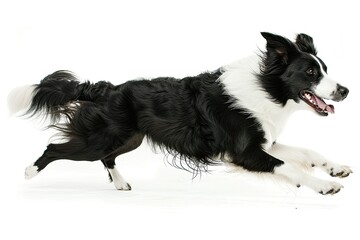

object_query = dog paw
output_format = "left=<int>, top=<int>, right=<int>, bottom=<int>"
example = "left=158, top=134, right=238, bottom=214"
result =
left=315, top=181, right=343, bottom=195
left=114, top=181, right=132, bottom=191
left=25, top=164, right=39, bottom=179
left=328, top=165, right=352, bottom=178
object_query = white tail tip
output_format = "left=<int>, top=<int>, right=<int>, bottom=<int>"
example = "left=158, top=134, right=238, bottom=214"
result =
left=8, top=85, right=36, bottom=116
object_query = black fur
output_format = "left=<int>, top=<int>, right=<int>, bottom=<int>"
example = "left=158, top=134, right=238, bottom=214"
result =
left=295, top=33, right=317, bottom=55
left=29, top=68, right=283, bottom=177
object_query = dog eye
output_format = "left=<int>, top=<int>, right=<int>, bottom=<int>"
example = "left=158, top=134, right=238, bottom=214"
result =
left=306, top=68, right=315, bottom=76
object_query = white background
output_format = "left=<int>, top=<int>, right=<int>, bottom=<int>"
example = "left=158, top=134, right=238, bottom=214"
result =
left=1, top=0, right=359, bottom=239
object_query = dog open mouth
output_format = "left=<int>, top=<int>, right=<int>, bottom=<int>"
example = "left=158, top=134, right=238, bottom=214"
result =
left=300, top=90, right=335, bottom=116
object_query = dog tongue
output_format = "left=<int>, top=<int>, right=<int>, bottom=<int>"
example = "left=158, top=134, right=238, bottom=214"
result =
left=314, top=95, right=335, bottom=114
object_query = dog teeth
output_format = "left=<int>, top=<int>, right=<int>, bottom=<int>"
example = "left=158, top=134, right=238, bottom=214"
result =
left=304, top=93, right=316, bottom=105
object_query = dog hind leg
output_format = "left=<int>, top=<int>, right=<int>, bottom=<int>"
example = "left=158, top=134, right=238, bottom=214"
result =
left=25, top=139, right=108, bottom=179
left=101, top=158, right=131, bottom=191
left=101, top=133, right=144, bottom=190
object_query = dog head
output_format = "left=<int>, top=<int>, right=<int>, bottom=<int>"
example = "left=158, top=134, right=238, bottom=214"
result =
left=260, top=32, right=348, bottom=116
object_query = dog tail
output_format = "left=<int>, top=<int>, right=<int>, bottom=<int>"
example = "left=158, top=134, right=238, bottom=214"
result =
left=8, top=70, right=114, bottom=122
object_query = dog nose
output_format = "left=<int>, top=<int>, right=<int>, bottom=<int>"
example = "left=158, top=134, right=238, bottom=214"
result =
left=334, top=84, right=349, bottom=101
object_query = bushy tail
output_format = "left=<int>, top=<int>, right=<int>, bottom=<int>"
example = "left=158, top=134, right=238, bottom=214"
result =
left=8, top=70, right=115, bottom=122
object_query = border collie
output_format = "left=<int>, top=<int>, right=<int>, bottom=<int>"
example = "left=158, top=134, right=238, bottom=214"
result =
left=9, top=32, right=351, bottom=195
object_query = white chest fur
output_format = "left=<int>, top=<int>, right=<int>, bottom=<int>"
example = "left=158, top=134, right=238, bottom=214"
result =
left=219, top=55, right=299, bottom=150
left=252, top=101, right=297, bottom=149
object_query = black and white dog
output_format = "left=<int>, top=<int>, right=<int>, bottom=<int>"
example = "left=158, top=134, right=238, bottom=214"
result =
left=9, top=32, right=351, bottom=195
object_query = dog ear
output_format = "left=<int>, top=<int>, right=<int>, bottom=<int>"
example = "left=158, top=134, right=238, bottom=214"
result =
left=295, top=33, right=317, bottom=55
left=261, top=32, right=299, bottom=64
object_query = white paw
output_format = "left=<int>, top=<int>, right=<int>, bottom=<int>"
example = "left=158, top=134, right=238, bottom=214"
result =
left=113, top=180, right=132, bottom=191
left=328, top=165, right=352, bottom=178
left=108, top=168, right=131, bottom=191
left=312, top=180, right=343, bottom=195
left=25, top=165, right=39, bottom=179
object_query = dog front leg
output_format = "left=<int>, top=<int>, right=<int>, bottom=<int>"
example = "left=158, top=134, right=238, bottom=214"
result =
left=230, top=147, right=344, bottom=195
left=268, top=143, right=352, bottom=178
